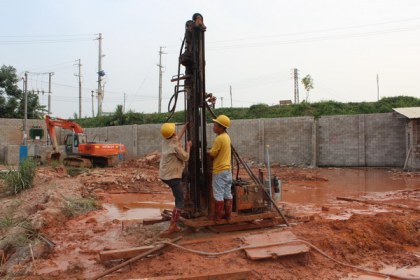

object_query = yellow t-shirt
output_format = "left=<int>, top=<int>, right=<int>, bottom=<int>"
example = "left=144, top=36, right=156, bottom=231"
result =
left=208, top=132, right=231, bottom=174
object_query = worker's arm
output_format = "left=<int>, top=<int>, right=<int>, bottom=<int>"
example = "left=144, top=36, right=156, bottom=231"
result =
left=175, top=140, right=192, bottom=161
left=208, top=137, right=221, bottom=158
left=178, top=122, right=189, bottom=139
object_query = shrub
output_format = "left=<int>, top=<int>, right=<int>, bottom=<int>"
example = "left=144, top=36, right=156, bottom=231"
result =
left=0, top=214, right=14, bottom=229
left=62, top=197, right=99, bottom=218
left=65, top=167, right=89, bottom=177
left=4, top=159, right=37, bottom=194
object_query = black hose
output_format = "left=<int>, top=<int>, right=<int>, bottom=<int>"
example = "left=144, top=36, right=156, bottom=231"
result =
left=166, top=35, right=186, bottom=122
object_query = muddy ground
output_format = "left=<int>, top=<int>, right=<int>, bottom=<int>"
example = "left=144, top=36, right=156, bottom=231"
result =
left=0, top=154, right=419, bottom=280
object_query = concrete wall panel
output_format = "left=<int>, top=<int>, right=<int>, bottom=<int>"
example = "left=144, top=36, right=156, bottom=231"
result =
left=365, top=113, right=405, bottom=166
left=1, top=113, right=409, bottom=167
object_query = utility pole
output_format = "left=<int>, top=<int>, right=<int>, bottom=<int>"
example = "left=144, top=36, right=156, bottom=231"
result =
left=221, top=97, right=224, bottom=108
left=230, top=85, right=233, bottom=108
left=75, top=59, right=82, bottom=118
left=48, top=72, right=54, bottom=115
left=23, top=72, right=28, bottom=145
left=157, top=46, right=166, bottom=113
left=91, top=90, right=95, bottom=117
left=376, top=73, right=379, bottom=101
left=97, top=33, right=104, bottom=117
left=293, top=68, right=300, bottom=104
left=123, top=92, right=126, bottom=113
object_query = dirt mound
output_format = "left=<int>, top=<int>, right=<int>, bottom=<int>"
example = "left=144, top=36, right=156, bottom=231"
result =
left=295, top=212, right=420, bottom=267
left=122, top=152, right=161, bottom=169
left=79, top=152, right=166, bottom=194
left=1, top=165, right=419, bottom=280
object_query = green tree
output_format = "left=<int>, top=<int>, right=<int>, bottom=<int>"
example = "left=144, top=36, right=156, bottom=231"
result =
left=110, top=105, right=125, bottom=126
left=0, top=65, right=45, bottom=118
left=301, top=74, right=314, bottom=102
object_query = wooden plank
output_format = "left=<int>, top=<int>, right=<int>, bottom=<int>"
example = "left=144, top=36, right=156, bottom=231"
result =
left=90, top=237, right=182, bottom=280
left=99, top=246, right=155, bottom=262
left=130, top=268, right=251, bottom=280
left=337, top=196, right=420, bottom=212
left=242, top=231, right=309, bottom=260
left=143, top=218, right=168, bottom=225
left=208, top=218, right=280, bottom=233
left=245, top=243, right=309, bottom=260
left=182, top=211, right=277, bottom=228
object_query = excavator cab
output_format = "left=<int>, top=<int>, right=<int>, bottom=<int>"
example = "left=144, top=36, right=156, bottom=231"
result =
left=64, top=133, right=87, bottom=155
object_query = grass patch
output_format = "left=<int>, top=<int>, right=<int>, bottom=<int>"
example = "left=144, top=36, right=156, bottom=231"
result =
left=0, top=218, right=37, bottom=253
left=0, top=200, right=22, bottom=229
left=4, top=159, right=37, bottom=194
left=50, top=160, right=61, bottom=169
left=62, top=197, right=99, bottom=218
left=0, top=214, right=14, bottom=229
left=66, top=167, right=89, bottom=177
left=0, top=233, right=31, bottom=250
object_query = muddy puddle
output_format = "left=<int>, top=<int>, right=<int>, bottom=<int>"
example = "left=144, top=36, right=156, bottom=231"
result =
left=282, top=167, right=418, bottom=204
left=342, top=265, right=420, bottom=279
left=101, top=193, right=174, bottom=221
left=100, top=168, right=418, bottom=221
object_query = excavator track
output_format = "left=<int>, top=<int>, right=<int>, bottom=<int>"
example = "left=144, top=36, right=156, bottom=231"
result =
left=63, top=157, right=93, bottom=168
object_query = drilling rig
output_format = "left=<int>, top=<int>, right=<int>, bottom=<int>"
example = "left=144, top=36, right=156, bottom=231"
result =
left=167, top=13, right=288, bottom=230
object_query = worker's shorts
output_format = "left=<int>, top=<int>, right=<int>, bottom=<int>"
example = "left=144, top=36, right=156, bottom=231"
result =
left=212, top=170, right=233, bottom=201
left=162, top=178, right=184, bottom=209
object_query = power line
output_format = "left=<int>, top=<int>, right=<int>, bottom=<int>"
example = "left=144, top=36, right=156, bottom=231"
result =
left=206, top=25, right=420, bottom=51
left=0, top=34, right=97, bottom=45
left=208, top=16, right=420, bottom=44
left=0, top=38, right=95, bottom=45
left=164, top=17, right=420, bottom=53
left=0, top=33, right=96, bottom=38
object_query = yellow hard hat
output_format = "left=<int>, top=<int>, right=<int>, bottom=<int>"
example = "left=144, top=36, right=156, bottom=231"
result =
left=161, top=123, right=176, bottom=139
left=213, top=115, right=230, bottom=128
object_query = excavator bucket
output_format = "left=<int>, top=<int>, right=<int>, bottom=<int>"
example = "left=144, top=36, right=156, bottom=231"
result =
left=50, top=152, right=61, bottom=161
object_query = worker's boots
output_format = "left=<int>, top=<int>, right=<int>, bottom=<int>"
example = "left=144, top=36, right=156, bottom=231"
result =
left=159, top=208, right=181, bottom=237
left=214, top=201, right=224, bottom=224
left=224, top=199, right=233, bottom=223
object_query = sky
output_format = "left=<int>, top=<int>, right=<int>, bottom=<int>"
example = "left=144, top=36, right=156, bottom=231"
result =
left=2, top=0, right=420, bottom=119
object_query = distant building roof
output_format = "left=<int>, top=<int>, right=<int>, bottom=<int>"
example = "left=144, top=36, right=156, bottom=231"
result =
left=393, top=107, right=420, bottom=119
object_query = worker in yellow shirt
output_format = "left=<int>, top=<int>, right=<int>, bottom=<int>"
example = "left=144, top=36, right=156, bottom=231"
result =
left=159, top=122, right=192, bottom=236
left=208, top=115, right=232, bottom=223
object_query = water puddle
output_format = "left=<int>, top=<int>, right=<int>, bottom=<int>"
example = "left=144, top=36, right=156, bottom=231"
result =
left=101, top=193, right=174, bottom=221
left=342, top=265, right=420, bottom=279
left=100, top=168, right=418, bottom=221
left=282, top=168, right=419, bottom=204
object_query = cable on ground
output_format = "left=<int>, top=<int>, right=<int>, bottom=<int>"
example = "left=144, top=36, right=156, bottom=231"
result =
left=157, top=239, right=420, bottom=280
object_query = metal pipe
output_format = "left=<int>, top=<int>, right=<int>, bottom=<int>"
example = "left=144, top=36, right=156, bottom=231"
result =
left=265, top=145, right=273, bottom=210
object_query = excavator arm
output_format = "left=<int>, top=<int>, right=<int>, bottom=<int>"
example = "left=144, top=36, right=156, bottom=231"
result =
left=45, top=115, right=85, bottom=159
left=45, top=115, right=126, bottom=167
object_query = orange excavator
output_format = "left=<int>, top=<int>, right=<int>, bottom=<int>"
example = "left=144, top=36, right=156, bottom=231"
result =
left=45, top=115, right=126, bottom=167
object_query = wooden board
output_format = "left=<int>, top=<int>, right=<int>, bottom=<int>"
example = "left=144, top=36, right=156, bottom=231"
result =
left=208, top=218, right=281, bottom=233
left=99, top=245, right=155, bottom=262
left=130, top=268, right=250, bottom=280
left=242, top=231, right=309, bottom=260
left=181, top=211, right=277, bottom=228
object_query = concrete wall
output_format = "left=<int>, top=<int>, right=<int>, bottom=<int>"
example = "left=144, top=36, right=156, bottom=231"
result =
left=406, top=119, right=420, bottom=170
left=0, top=113, right=408, bottom=167
left=0, top=119, right=46, bottom=163
left=365, top=113, right=406, bottom=166
left=263, top=117, right=314, bottom=165
left=317, top=113, right=406, bottom=167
